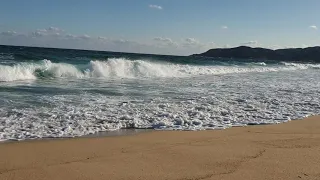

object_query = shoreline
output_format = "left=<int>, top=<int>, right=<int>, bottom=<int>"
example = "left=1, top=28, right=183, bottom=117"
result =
left=0, top=129, right=152, bottom=144
left=0, top=118, right=298, bottom=143
left=1, top=116, right=320, bottom=180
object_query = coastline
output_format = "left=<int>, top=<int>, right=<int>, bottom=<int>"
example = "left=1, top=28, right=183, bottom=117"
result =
left=1, top=116, right=320, bottom=180
left=0, top=129, right=152, bottom=144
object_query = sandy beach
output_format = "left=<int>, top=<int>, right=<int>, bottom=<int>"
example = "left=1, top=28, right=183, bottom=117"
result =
left=0, top=116, right=320, bottom=180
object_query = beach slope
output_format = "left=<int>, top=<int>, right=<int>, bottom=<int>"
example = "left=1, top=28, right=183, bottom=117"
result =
left=1, top=116, right=320, bottom=180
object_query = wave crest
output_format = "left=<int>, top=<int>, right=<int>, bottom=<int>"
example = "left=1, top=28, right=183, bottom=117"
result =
left=281, top=62, right=320, bottom=69
left=0, top=58, right=319, bottom=82
left=0, top=63, right=37, bottom=81
left=87, top=59, right=182, bottom=78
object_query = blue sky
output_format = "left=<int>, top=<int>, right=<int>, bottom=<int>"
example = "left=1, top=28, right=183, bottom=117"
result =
left=0, top=0, right=320, bottom=55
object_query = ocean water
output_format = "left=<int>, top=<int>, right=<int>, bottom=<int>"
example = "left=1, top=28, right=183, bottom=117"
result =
left=0, top=45, right=320, bottom=141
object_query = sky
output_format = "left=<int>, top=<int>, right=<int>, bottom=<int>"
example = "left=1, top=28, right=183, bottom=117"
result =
left=0, top=0, right=320, bottom=55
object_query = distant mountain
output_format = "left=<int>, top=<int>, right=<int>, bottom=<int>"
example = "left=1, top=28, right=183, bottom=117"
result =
left=192, top=46, right=320, bottom=63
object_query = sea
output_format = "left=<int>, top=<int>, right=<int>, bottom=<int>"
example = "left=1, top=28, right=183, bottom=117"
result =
left=0, top=45, right=319, bottom=141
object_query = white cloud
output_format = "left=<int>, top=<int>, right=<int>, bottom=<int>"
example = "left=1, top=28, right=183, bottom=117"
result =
left=309, top=25, right=317, bottom=30
left=35, top=27, right=63, bottom=33
left=206, top=42, right=215, bottom=48
left=154, top=37, right=212, bottom=49
left=36, top=29, right=47, bottom=33
left=30, top=27, right=64, bottom=38
left=223, top=44, right=230, bottom=48
left=153, top=37, right=163, bottom=41
left=113, top=39, right=130, bottom=44
left=153, top=37, right=173, bottom=43
left=149, top=4, right=162, bottom=10
left=65, top=34, right=77, bottom=39
left=267, top=45, right=282, bottom=50
left=79, top=34, right=91, bottom=39
left=184, top=38, right=197, bottom=46
left=283, top=45, right=297, bottom=49
left=0, top=31, right=17, bottom=36
left=241, top=40, right=258, bottom=45
left=0, top=27, right=214, bottom=55
left=47, top=27, right=63, bottom=32
left=31, top=31, right=46, bottom=37
left=183, top=38, right=205, bottom=48
left=221, top=26, right=228, bottom=29
left=153, top=37, right=178, bottom=46
left=185, top=38, right=198, bottom=44
left=98, top=36, right=108, bottom=40
left=52, top=33, right=61, bottom=37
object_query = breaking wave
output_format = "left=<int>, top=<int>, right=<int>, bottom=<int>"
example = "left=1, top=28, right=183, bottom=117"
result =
left=281, top=62, right=320, bottom=69
left=0, top=58, right=319, bottom=82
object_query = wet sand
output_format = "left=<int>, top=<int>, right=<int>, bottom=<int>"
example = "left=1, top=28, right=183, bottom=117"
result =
left=0, top=116, right=320, bottom=180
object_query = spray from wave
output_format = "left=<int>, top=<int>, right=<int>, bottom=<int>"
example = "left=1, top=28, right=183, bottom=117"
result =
left=280, top=62, right=320, bottom=69
left=0, top=58, right=319, bottom=82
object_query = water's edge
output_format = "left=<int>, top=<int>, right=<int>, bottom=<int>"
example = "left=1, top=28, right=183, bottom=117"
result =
left=1, top=117, right=314, bottom=144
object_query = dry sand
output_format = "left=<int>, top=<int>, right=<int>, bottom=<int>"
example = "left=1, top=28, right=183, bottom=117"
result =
left=1, top=116, right=320, bottom=180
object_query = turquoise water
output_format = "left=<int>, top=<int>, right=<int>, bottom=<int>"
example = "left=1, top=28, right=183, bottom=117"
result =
left=0, top=45, right=320, bottom=141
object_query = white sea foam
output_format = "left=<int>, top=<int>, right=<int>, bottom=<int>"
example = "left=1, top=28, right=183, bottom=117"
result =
left=0, top=58, right=319, bottom=82
left=86, top=59, right=183, bottom=78
left=255, top=62, right=267, bottom=66
left=281, top=62, right=320, bottom=69
left=42, top=59, right=85, bottom=78
left=0, top=69, right=319, bottom=141
left=0, top=63, right=37, bottom=81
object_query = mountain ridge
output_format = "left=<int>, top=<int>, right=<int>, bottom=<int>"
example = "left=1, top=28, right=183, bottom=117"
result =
left=192, top=46, right=320, bottom=63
